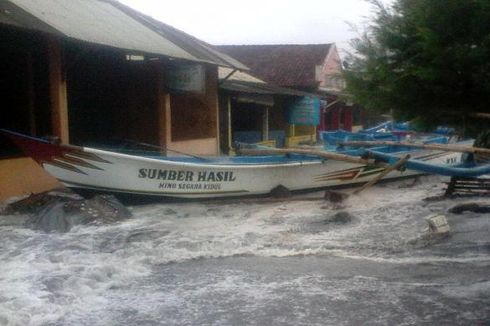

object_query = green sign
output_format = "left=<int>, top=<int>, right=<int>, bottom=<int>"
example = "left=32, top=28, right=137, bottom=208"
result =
left=287, top=97, right=320, bottom=125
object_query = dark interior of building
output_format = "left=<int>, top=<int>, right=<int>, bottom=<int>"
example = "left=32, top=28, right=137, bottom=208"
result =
left=65, top=43, right=160, bottom=147
left=0, top=26, right=51, bottom=157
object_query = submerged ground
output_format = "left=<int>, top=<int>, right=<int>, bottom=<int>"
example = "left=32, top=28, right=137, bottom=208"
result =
left=0, top=176, right=489, bottom=325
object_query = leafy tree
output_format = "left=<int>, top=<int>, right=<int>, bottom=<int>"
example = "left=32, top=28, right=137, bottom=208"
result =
left=344, top=0, right=490, bottom=134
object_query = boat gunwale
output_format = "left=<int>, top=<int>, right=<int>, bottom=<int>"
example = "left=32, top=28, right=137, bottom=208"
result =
left=81, top=146, right=332, bottom=169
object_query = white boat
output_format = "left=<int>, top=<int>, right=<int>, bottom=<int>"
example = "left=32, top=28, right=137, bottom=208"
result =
left=3, top=130, right=463, bottom=199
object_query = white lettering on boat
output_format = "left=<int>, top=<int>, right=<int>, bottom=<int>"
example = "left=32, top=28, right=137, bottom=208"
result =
left=197, top=171, right=236, bottom=182
left=139, top=169, right=236, bottom=182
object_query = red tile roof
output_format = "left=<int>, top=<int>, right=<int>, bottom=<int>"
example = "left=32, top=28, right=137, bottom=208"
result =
left=216, top=44, right=332, bottom=89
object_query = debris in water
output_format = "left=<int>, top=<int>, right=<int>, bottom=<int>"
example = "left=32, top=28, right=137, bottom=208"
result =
left=449, top=202, right=490, bottom=214
left=270, top=185, right=292, bottom=198
left=324, top=190, right=349, bottom=203
left=331, top=211, right=355, bottom=224
left=5, top=191, right=131, bottom=232
left=426, top=214, right=450, bottom=235
left=5, top=190, right=82, bottom=215
left=444, top=177, right=490, bottom=197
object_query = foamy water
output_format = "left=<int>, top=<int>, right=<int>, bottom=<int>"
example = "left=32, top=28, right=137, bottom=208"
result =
left=1, top=176, right=489, bottom=325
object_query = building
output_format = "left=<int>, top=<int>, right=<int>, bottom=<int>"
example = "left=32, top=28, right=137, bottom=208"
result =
left=0, top=0, right=246, bottom=200
left=217, top=44, right=362, bottom=143
left=218, top=67, right=318, bottom=153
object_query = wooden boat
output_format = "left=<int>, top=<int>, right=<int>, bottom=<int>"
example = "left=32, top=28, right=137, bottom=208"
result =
left=344, top=142, right=490, bottom=178
left=326, top=130, right=490, bottom=178
left=2, top=130, right=464, bottom=199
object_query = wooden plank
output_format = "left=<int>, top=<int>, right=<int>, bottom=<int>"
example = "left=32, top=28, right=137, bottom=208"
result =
left=0, top=157, right=64, bottom=201
left=444, top=176, right=490, bottom=196
left=445, top=177, right=457, bottom=196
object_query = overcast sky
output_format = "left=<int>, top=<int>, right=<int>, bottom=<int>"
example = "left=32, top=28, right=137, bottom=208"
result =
left=119, top=0, right=393, bottom=55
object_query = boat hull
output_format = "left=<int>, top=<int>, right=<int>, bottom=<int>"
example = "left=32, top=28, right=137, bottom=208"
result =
left=4, top=131, right=462, bottom=199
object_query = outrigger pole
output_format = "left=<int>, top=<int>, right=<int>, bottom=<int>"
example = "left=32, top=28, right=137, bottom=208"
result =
left=239, top=143, right=490, bottom=178
left=239, top=147, right=411, bottom=198
left=353, top=154, right=410, bottom=194
left=339, top=140, right=490, bottom=155
left=238, top=147, right=384, bottom=165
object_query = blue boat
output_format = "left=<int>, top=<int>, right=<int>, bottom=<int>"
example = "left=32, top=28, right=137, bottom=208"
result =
left=364, top=147, right=490, bottom=178
left=319, top=122, right=490, bottom=178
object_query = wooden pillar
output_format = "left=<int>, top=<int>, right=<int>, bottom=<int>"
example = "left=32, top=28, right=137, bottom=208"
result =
left=156, top=65, right=171, bottom=154
left=262, top=106, right=269, bottom=141
left=156, top=93, right=171, bottom=154
left=344, top=107, right=353, bottom=132
left=47, top=37, right=69, bottom=143
left=26, top=51, right=36, bottom=136
left=319, top=106, right=326, bottom=133
left=227, top=96, right=233, bottom=152
left=213, top=69, right=220, bottom=155
left=288, top=124, right=295, bottom=137
left=165, top=95, right=172, bottom=148
left=205, top=65, right=220, bottom=155
left=331, top=107, right=340, bottom=130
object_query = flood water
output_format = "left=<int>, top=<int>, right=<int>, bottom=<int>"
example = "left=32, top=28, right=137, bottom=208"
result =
left=0, top=176, right=489, bottom=325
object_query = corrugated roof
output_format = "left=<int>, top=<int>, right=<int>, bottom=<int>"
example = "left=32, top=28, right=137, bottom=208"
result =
left=2, top=0, right=248, bottom=69
left=112, top=2, right=248, bottom=70
left=221, top=80, right=319, bottom=98
left=217, top=44, right=333, bottom=88
left=6, top=0, right=197, bottom=61
left=219, top=66, right=319, bottom=98
left=0, top=0, right=55, bottom=32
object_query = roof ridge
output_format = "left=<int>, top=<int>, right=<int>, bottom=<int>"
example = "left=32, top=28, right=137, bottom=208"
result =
left=216, top=43, right=337, bottom=89
left=216, top=43, right=334, bottom=47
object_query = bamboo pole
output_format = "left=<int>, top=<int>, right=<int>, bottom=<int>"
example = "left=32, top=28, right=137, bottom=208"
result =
left=239, top=147, right=377, bottom=165
left=339, top=140, right=490, bottom=155
left=470, top=112, right=490, bottom=120
left=353, top=154, right=410, bottom=194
